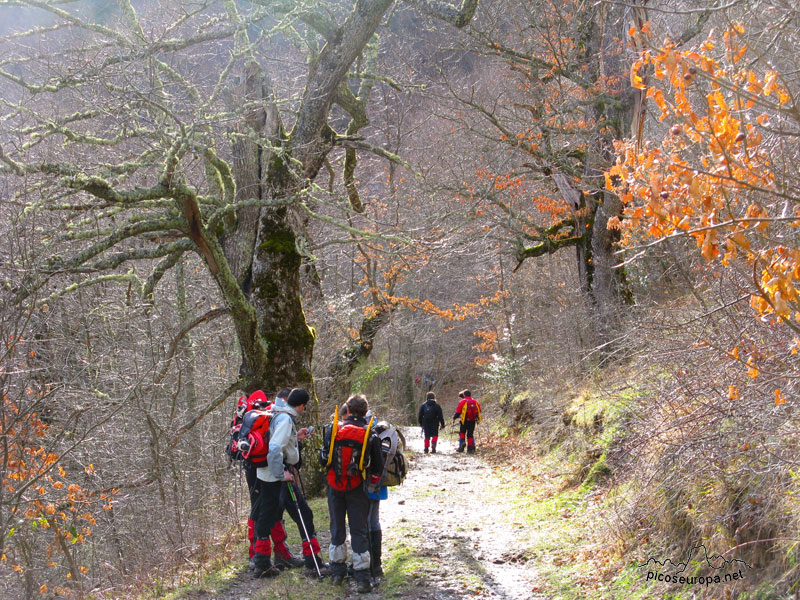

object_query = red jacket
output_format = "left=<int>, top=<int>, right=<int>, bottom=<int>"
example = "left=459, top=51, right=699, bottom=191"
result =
left=454, top=396, right=481, bottom=425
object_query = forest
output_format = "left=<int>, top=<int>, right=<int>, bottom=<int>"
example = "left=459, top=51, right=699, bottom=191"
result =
left=1, top=0, right=799, bottom=598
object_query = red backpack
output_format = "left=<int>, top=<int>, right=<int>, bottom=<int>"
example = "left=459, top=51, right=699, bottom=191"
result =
left=239, top=408, right=272, bottom=467
left=327, top=422, right=373, bottom=491
left=465, top=397, right=479, bottom=421
left=236, top=391, right=273, bottom=467
left=225, top=391, right=271, bottom=463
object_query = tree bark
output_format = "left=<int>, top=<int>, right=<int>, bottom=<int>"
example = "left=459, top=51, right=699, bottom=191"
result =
left=582, top=2, right=638, bottom=343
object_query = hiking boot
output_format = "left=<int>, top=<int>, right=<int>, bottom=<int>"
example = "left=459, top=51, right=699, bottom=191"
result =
left=304, top=554, right=331, bottom=577
left=274, top=554, right=304, bottom=570
left=467, top=445, right=475, bottom=454
left=369, top=530, right=383, bottom=580
left=354, top=569, right=372, bottom=593
left=457, top=440, right=465, bottom=453
left=424, top=446, right=429, bottom=454
left=306, top=563, right=332, bottom=577
left=330, top=561, right=347, bottom=585
left=431, top=443, right=437, bottom=454
left=252, top=554, right=279, bottom=579
left=252, top=562, right=280, bottom=579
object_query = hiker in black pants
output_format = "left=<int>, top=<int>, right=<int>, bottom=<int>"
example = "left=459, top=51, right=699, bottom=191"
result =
left=453, top=389, right=482, bottom=453
left=418, top=391, right=445, bottom=454
left=251, top=388, right=312, bottom=578
left=280, top=470, right=329, bottom=574
left=232, top=391, right=294, bottom=570
left=324, top=394, right=384, bottom=593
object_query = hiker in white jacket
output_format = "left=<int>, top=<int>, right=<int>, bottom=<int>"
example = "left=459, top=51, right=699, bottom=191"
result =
left=251, top=389, right=311, bottom=578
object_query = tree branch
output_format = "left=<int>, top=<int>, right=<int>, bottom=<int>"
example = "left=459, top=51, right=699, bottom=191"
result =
left=403, top=0, right=479, bottom=28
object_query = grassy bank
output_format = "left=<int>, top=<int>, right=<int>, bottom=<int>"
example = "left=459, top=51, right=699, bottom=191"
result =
left=487, top=362, right=798, bottom=600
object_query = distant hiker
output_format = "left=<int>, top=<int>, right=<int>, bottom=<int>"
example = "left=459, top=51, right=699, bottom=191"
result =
left=321, top=394, right=384, bottom=593
left=453, top=389, right=482, bottom=454
left=418, top=391, right=445, bottom=454
left=228, top=391, right=295, bottom=572
left=250, top=388, right=313, bottom=578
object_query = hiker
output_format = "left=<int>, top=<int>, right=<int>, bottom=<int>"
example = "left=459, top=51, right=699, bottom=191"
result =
left=258, top=388, right=328, bottom=575
left=364, top=409, right=387, bottom=583
left=453, top=389, right=482, bottom=453
left=323, top=394, right=384, bottom=593
left=418, top=391, right=445, bottom=454
left=250, top=388, right=312, bottom=578
left=231, top=391, right=297, bottom=572
left=272, top=390, right=329, bottom=576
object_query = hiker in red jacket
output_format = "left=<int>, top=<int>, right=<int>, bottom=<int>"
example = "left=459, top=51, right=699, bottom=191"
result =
left=323, top=394, right=384, bottom=593
left=452, top=389, right=482, bottom=454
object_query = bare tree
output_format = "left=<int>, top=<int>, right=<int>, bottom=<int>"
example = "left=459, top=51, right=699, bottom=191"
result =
left=0, top=0, right=479, bottom=395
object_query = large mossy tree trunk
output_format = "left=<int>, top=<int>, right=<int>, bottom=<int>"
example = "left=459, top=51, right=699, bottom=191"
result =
left=207, top=0, right=479, bottom=396
left=580, top=1, right=640, bottom=345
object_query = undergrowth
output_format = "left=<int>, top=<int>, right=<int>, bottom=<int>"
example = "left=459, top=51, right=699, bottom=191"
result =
left=488, top=351, right=800, bottom=599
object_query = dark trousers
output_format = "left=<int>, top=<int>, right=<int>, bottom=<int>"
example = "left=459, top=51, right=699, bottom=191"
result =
left=281, top=481, right=316, bottom=540
left=327, top=484, right=370, bottom=573
left=367, top=498, right=380, bottom=533
left=245, top=463, right=259, bottom=518
left=459, top=420, right=476, bottom=445
left=252, top=479, right=283, bottom=565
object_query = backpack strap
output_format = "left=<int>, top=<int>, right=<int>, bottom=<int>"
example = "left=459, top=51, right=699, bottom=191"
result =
left=326, top=405, right=339, bottom=468
left=357, top=416, right=374, bottom=473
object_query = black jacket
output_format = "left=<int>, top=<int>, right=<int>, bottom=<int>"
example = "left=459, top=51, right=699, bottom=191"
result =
left=418, top=399, right=445, bottom=428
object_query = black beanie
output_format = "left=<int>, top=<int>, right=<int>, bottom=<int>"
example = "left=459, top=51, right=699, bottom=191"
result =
left=286, top=388, right=310, bottom=407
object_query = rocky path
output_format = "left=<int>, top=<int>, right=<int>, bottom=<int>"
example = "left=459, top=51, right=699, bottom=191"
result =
left=377, top=427, right=542, bottom=600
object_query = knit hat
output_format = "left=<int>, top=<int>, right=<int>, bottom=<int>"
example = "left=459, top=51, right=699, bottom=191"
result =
left=286, top=388, right=310, bottom=407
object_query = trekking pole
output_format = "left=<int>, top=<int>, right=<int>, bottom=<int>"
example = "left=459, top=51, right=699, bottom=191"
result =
left=286, top=478, right=322, bottom=578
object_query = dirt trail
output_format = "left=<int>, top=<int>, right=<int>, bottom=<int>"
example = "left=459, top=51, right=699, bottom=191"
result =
left=378, top=427, right=542, bottom=600
left=190, top=427, right=545, bottom=600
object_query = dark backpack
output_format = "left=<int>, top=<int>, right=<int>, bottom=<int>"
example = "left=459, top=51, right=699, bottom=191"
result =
left=224, top=394, right=250, bottom=462
left=225, top=415, right=244, bottom=462
left=239, top=408, right=272, bottom=467
left=421, top=401, right=438, bottom=424
left=372, top=422, right=407, bottom=488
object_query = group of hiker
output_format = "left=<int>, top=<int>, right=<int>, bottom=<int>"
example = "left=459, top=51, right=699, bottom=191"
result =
left=226, top=386, right=479, bottom=593
left=417, top=389, right=482, bottom=454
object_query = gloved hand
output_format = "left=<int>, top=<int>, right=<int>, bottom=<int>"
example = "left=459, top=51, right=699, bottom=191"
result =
left=237, top=439, right=251, bottom=454
left=366, top=474, right=381, bottom=494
